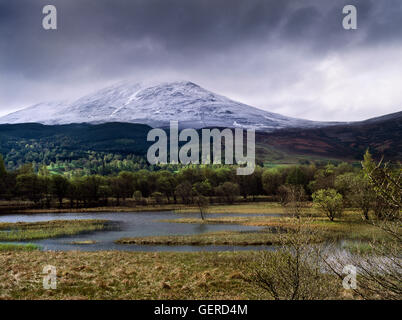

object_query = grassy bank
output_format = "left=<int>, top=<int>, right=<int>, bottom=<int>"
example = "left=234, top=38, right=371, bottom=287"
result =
left=174, top=202, right=288, bottom=214
left=0, top=220, right=109, bottom=241
left=0, top=250, right=346, bottom=300
left=0, top=243, right=41, bottom=251
left=0, top=201, right=286, bottom=215
left=117, top=230, right=284, bottom=246
left=0, top=204, right=181, bottom=214
left=70, top=240, right=97, bottom=245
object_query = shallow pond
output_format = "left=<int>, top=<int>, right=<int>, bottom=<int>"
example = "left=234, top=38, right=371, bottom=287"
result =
left=0, top=211, right=276, bottom=252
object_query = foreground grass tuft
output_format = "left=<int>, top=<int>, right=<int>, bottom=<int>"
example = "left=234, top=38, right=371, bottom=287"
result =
left=342, top=241, right=374, bottom=255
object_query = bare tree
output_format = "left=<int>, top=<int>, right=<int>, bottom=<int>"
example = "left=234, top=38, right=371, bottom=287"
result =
left=248, top=217, right=338, bottom=300
left=278, top=184, right=308, bottom=218
left=194, top=195, right=209, bottom=221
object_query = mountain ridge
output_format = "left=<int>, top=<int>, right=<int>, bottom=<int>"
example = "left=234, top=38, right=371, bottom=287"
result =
left=256, top=110, right=402, bottom=161
left=0, top=81, right=339, bottom=131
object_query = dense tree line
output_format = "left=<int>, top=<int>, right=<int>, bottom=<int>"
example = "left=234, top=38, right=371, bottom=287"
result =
left=4, top=146, right=151, bottom=176
left=0, top=152, right=399, bottom=219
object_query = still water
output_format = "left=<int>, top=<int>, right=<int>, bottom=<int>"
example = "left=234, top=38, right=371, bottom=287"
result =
left=0, top=211, right=276, bottom=252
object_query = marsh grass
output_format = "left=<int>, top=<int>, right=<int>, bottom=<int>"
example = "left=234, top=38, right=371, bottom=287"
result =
left=0, top=243, right=40, bottom=251
left=0, top=220, right=109, bottom=241
left=116, top=230, right=285, bottom=246
left=174, top=202, right=288, bottom=214
left=160, top=211, right=389, bottom=243
left=70, top=240, right=97, bottom=245
left=0, top=251, right=271, bottom=300
left=0, top=250, right=348, bottom=300
left=341, top=241, right=374, bottom=255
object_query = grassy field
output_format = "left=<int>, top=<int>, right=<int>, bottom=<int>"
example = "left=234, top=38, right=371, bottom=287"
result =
left=0, top=250, right=347, bottom=300
left=0, top=220, right=109, bottom=241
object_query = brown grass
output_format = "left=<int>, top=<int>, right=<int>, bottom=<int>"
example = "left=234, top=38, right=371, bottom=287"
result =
left=117, top=230, right=283, bottom=246
left=0, top=251, right=273, bottom=300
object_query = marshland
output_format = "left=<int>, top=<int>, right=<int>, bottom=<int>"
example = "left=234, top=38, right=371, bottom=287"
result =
left=0, top=152, right=400, bottom=300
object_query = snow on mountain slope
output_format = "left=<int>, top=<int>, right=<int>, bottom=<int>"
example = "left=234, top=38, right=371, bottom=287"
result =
left=0, top=101, right=69, bottom=124
left=0, top=81, right=332, bottom=131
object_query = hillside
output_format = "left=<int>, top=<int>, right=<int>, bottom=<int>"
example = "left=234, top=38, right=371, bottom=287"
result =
left=256, top=111, right=402, bottom=163
left=0, top=81, right=334, bottom=131
left=0, top=123, right=152, bottom=172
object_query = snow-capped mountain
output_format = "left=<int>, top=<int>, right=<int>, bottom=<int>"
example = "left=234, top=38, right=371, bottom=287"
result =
left=0, top=81, right=333, bottom=131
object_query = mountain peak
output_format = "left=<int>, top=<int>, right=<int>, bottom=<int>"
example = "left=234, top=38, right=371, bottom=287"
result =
left=0, top=80, right=329, bottom=131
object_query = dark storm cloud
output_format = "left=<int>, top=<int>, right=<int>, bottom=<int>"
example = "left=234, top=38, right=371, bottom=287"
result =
left=0, top=0, right=292, bottom=77
left=0, top=0, right=401, bottom=121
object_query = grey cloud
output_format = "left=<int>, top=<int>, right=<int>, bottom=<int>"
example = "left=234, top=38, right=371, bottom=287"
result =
left=0, top=0, right=401, bottom=121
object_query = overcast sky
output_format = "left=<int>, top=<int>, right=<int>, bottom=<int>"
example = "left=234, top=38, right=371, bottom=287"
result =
left=0, top=0, right=401, bottom=121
